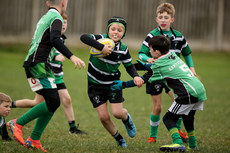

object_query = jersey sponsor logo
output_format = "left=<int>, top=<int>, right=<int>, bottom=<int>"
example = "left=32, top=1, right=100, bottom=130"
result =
left=31, top=78, right=37, bottom=84
left=28, top=77, right=43, bottom=92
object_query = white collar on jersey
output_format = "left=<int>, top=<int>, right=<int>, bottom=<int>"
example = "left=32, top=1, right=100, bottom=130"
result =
left=48, top=8, right=60, bottom=15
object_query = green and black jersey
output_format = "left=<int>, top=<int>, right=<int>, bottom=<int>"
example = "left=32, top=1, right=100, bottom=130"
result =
left=143, top=52, right=207, bottom=104
left=88, top=34, right=137, bottom=85
left=49, top=35, right=66, bottom=84
left=0, top=116, right=5, bottom=135
left=23, top=8, right=72, bottom=68
left=0, top=116, right=5, bottom=129
left=139, top=27, right=193, bottom=67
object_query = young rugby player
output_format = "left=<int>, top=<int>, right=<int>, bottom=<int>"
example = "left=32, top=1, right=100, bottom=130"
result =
left=111, top=35, right=207, bottom=152
left=80, top=16, right=143, bottom=148
left=0, top=92, right=12, bottom=141
left=11, top=13, right=87, bottom=135
left=7, top=0, right=85, bottom=152
left=135, top=2, right=196, bottom=143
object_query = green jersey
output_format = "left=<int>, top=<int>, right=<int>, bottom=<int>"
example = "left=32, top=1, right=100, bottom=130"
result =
left=143, top=52, right=207, bottom=104
left=24, top=8, right=63, bottom=66
left=0, top=116, right=5, bottom=135
left=0, top=116, right=5, bottom=128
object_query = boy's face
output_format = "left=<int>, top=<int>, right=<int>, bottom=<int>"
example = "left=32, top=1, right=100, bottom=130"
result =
left=149, top=46, right=160, bottom=59
left=0, top=101, right=11, bottom=117
left=62, top=19, right=67, bottom=34
left=108, top=23, right=124, bottom=43
left=156, top=12, right=174, bottom=31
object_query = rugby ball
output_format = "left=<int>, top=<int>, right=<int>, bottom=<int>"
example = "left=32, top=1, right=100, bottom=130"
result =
left=89, top=38, right=115, bottom=58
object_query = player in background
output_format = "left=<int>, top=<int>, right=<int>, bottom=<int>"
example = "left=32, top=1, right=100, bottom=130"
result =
left=111, top=35, right=207, bottom=152
left=7, top=0, right=85, bottom=152
left=80, top=16, right=143, bottom=148
left=0, top=92, right=12, bottom=141
left=11, top=13, right=87, bottom=135
left=134, top=2, right=196, bottom=143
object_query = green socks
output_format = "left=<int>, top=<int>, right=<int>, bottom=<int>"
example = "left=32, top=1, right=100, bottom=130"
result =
left=69, top=120, right=76, bottom=129
left=16, top=102, right=54, bottom=140
left=188, top=130, right=197, bottom=148
left=17, top=102, right=50, bottom=126
left=149, top=114, right=160, bottom=138
left=169, top=127, right=183, bottom=146
left=31, top=111, right=53, bottom=140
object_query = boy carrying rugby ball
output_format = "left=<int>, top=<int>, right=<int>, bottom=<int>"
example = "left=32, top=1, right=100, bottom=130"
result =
left=80, top=16, right=143, bottom=148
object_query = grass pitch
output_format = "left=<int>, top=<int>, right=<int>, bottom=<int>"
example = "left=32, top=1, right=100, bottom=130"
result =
left=0, top=43, right=230, bottom=153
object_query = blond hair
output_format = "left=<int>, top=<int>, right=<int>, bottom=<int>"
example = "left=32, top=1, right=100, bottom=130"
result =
left=156, top=3, right=175, bottom=18
left=0, top=92, right=12, bottom=105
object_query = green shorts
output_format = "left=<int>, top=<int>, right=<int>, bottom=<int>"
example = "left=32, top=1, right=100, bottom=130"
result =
left=25, top=63, right=57, bottom=91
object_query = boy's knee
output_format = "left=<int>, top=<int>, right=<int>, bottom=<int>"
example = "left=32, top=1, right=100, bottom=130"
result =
left=113, top=111, right=123, bottom=119
left=47, top=95, right=60, bottom=113
left=99, top=114, right=110, bottom=122
left=153, top=104, right=162, bottom=115
left=43, top=89, right=60, bottom=113
left=112, top=108, right=127, bottom=119
left=61, top=95, right=71, bottom=106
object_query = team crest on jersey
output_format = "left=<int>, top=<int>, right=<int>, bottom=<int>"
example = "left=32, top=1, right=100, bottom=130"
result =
left=168, top=55, right=176, bottom=60
left=93, top=95, right=101, bottom=103
left=111, top=93, right=117, bottom=101
left=154, top=84, right=161, bottom=92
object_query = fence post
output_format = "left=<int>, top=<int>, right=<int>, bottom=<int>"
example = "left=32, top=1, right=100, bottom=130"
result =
left=94, top=0, right=104, bottom=34
left=31, top=0, right=40, bottom=35
left=216, top=0, right=224, bottom=50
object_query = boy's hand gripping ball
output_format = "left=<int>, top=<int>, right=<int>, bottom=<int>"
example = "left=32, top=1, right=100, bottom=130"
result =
left=89, top=38, right=115, bottom=58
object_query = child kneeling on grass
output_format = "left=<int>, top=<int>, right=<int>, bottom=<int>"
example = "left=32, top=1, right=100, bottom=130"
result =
left=111, top=35, right=207, bottom=152
left=0, top=92, right=12, bottom=141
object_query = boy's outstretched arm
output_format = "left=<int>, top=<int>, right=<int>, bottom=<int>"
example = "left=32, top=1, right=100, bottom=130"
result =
left=80, top=34, right=104, bottom=50
left=111, top=69, right=153, bottom=91
left=111, top=76, right=148, bottom=91
left=50, top=20, right=85, bottom=69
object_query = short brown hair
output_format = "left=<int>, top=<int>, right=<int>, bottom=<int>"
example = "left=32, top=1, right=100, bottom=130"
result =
left=0, top=92, right=12, bottom=105
left=148, top=35, right=171, bottom=55
left=62, top=12, right=68, bottom=20
left=156, top=3, right=175, bottom=18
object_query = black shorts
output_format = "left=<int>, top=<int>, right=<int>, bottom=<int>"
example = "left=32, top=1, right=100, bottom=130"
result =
left=88, top=82, right=124, bottom=108
left=56, top=83, right=66, bottom=90
left=146, top=80, right=170, bottom=95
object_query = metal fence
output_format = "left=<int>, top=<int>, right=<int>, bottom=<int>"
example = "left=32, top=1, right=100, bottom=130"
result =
left=0, top=0, right=229, bottom=51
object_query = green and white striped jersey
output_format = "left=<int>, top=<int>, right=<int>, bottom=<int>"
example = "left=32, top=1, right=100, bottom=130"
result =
left=88, top=34, right=134, bottom=85
left=49, top=35, right=66, bottom=84
left=144, top=52, right=207, bottom=104
left=139, top=27, right=191, bottom=62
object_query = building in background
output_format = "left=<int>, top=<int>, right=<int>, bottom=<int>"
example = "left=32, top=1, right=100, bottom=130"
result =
left=0, top=0, right=229, bottom=51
